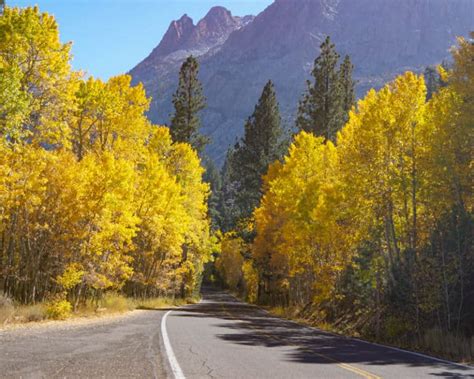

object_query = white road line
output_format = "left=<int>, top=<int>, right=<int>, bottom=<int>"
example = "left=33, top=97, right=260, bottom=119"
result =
left=161, top=310, right=186, bottom=379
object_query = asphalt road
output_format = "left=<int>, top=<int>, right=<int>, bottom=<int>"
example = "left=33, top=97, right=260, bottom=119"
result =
left=1, top=289, right=474, bottom=378
left=166, top=289, right=474, bottom=379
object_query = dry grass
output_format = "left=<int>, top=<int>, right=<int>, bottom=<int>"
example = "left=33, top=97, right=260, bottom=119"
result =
left=420, top=328, right=474, bottom=363
left=130, top=295, right=200, bottom=310
left=15, top=304, right=47, bottom=322
left=0, top=293, right=48, bottom=324
left=0, top=293, right=15, bottom=324
left=0, top=292, right=197, bottom=327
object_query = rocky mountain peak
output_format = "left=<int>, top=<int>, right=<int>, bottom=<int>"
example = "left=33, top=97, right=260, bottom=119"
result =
left=194, top=7, right=241, bottom=45
left=143, top=6, right=249, bottom=62
left=202, top=6, right=234, bottom=24
left=154, top=14, right=195, bottom=58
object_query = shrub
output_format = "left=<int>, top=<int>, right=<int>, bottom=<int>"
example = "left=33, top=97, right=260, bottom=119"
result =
left=46, top=299, right=72, bottom=320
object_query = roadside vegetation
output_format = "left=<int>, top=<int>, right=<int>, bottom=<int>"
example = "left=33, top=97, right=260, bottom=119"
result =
left=0, top=6, right=213, bottom=322
left=0, top=291, right=195, bottom=326
left=214, top=35, right=473, bottom=363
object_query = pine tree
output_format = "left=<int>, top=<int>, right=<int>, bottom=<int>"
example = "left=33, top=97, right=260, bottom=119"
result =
left=339, top=55, right=355, bottom=124
left=202, top=156, right=222, bottom=231
left=424, top=66, right=441, bottom=100
left=296, top=36, right=349, bottom=142
left=423, top=63, right=449, bottom=100
left=170, top=56, right=208, bottom=153
left=230, top=80, right=285, bottom=222
left=217, top=148, right=241, bottom=232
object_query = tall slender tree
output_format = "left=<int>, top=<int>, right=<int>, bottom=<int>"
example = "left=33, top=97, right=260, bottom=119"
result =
left=229, top=80, right=285, bottom=224
left=202, top=156, right=222, bottom=230
left=217, top=148, right=241, bottom=232
left=339, top=55, right=355, bottom=124
left=169, top=56, right=208, bottom=153
left=296, top=36, right=354, bottom=142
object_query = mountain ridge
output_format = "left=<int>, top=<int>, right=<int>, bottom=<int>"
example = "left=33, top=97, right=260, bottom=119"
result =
left=130, top=0, right=474, bottom=164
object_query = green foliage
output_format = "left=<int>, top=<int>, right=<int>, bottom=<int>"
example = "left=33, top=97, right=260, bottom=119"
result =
left=296, top=36, right=355, bottom=142
left=338, top=55, right=355, bottom=123
left=220, top=80, right=286, bottom=231
left=170, top=56, right=208, bottom=153
left=216, top=148, right=242, bottom=232
left=202, top=156, right=222, bottom=230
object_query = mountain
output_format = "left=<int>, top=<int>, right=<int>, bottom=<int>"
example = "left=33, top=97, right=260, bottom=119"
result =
left=130, top=0, right=474, bottom=164
left=130, top=7, right=253, bottom=104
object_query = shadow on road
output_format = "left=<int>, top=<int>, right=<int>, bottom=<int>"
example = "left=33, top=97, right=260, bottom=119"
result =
left=172, top=287, right=474, bottom=378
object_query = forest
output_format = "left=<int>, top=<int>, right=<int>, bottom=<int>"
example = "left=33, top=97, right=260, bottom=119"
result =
left=0, top=5, right=473, bottom=361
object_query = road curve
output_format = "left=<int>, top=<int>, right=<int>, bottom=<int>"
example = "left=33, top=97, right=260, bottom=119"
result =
left=165, top=289, right=474, bottom=379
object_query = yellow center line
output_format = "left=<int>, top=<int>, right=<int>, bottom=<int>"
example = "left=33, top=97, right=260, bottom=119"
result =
left=219, top=303, right=381, bottom=379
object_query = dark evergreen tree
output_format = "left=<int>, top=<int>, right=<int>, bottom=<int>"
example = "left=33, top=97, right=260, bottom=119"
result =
left=170, top=56, right=208, bottom=153
left=339, top=55, right=355, bottom=124
left=296, top=36, right=354, bottom=142
left=202, top=156, right=222, bottom=231
left=217, top=148, right=241, bottom=232
left=424, top=65, right=449, bottom=101
left=229, top=80, right=285, bottom=223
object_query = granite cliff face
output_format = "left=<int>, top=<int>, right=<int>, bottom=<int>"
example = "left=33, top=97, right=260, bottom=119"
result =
left=130, top=0, right=474, bottom=163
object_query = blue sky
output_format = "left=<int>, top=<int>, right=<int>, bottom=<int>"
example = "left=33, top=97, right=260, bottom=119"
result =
left=9, top=0, right=273, bottom=79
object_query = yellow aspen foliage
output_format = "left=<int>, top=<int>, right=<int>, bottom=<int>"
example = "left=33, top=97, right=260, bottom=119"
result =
left=70, top=75, right=151, bottom=161
left=0, top=6, right=76, bottom=146
left=124, top=127, right=212, bottom=298
left=0, top=61, right=30, bottom=142
left=215, top=233, right=245, bottom=291
left=242, top=260, right=258, bottom=303
left=0, top=7, right=214, bottom=304
left=338, top=72, right=427, bottom=259
left=254, top=132, right=346, bottom=304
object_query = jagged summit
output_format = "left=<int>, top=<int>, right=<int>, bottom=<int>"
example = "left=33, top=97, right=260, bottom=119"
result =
left=155, top=14, right=195, bottom=57
left=204, top=6, right=233, bottom=20
left=142, top=7, right=251, bottom=62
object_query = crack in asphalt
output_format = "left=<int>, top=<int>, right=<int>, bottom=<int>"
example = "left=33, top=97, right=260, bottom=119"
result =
left=186, top=344, right=217, bottom=378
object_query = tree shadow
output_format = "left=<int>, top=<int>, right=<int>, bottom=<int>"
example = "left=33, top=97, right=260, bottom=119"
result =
left=171, top=288, right=474, bottom=378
